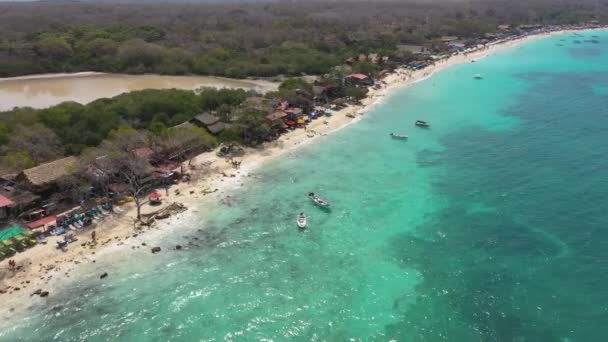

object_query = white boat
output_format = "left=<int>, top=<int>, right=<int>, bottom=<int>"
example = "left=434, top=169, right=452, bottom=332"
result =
left=390, top=133, right=408, bottom=140
left=308, top=193, right=330, bottom=207
left=473, top=74, right=483, bottom=79
left=297, top=213, right=307, bottom=228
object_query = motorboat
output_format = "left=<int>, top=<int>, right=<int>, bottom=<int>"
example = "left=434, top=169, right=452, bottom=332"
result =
left=297, top=213, right=307, bottom=229
left=390, top=133, right=408, bottom=140
left=308, top=193, right=330, bottom=207
left=473, top=74, right=483, bottom=79
left=415, top=120, right=430, bottom=128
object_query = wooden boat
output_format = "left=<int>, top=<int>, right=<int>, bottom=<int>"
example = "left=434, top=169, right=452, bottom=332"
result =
left=415, top=120, right=430, bottom=128
left=296, top=213, right=307, bottom=229
left=308, top=193, right=330, bottom=207
left=390, top=133, right=408, bottom=140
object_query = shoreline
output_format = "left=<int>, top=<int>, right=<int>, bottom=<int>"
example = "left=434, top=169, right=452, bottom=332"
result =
left=0, top=28, right=598, bottom=311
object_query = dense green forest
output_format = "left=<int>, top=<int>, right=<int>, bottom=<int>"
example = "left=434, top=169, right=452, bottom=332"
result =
left=0, top=88, right=251, bottom=171
left=0, top=0, right=605, bottom=77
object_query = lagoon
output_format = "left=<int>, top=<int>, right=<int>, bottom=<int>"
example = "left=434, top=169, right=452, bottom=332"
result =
left=0, top=73, right=277, bottom=110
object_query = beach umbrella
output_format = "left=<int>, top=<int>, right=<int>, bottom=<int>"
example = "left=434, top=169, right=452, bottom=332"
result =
left=149, top=192, right=162, bottom=200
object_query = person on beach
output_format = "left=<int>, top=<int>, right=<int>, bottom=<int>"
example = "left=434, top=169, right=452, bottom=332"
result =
left=91, top=230, right=97, bottom=242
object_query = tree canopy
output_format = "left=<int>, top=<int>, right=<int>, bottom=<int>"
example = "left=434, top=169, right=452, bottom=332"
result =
left=0, top=0, right=604, bottom=78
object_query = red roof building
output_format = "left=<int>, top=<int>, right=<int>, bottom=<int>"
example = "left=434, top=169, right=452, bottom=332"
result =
left=26, top=215, right=57, bottom=230
left=284, top=108, right=303, bottom=115
left=266, top=111, right=287, bottom=126
left=346, top=73, right=369, bottom=80
left=0, top=194, right=13, bottom=208
left=0, top=194, right=13, bottom=219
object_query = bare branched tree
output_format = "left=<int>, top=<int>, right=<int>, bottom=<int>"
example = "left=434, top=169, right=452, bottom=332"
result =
left=82, top=129, right=155, bottom=220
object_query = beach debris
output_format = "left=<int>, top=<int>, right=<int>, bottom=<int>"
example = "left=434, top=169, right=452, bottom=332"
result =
left=151, top=247, right=162, bottom=254
left=100, top=272, right=108, bottom=279
left=175, top=245, right=183, bottom=250
left=31, top=289, right=42, bottom=296
left=141, top=202, right=188, bottom=225
left=155, top=213, right=170, bottom=220
left=40, top=291, right=49, bottom=297
left=217, top=143, right=245, bottom=158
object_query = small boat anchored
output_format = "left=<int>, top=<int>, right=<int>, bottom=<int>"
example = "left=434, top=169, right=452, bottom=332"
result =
left=308, top=192, right=330, bottom=207
left=415, top=120, right=430, bottom=128
left=473, top=74, right=483, bottom=80
left=297, top=213, right=307, bottom=229
left=390, top=133, right=408, bottom=140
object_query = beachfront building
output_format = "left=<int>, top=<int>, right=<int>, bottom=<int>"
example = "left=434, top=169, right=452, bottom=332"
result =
left=397, top=44, right=429, bottom=56
left=15, top=156, right=79, bottom=195
left=345, top=73, right=373, bottom=86
left=0, top=176, right=40, bottom=221
left=0, top=195, right=12, bottom=220
left=448, top=41, right=467, bottom=51
left=244, top=96, right=275, bottom=115
left=189, top=113, right=226, bottom=135
left=265, top=111, right=288, bottom=131
left=313, top=85, right=332, bottom=105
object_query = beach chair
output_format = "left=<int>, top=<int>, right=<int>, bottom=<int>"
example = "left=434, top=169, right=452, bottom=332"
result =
left=0, top=241, right=17, bottom=256
left=51, top=226, right=66, bottom=236
left=1, top=246, right=16, bottom=257
left=82, top=217, right=93, bottom=227
left=10, top=237, right=27, bottom=251
left=14, top=235, right=35, bottom=248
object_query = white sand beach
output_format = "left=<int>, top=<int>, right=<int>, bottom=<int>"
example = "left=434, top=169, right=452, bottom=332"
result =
left=0, top=29, right=593, bottom=308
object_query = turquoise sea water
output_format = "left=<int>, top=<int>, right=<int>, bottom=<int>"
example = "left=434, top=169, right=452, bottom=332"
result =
left=3, top=31, right=608, bottom=341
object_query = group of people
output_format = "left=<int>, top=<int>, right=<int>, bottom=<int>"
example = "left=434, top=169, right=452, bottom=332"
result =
left=7, top=259, right=17, bottom=272
left=229, top=159, right=242, bottom=169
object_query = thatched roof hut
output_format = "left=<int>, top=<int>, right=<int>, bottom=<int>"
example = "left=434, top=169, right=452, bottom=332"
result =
left=206, top=122, right=226, bottom=134
left=191, top=113, right=220, bottom=127
left=16, top=156, right=79, bottom=193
